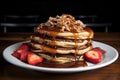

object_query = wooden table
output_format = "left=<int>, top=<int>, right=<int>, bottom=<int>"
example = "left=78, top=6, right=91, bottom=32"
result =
left=0, top=32, right=120, bottom=80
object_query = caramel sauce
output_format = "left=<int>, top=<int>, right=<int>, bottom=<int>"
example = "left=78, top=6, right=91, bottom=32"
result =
left=41, top=45, right=57, bottom=54
left=36, top=60, right=87, bottom=68
left=73, top=33, right=79, bottom=39
left=40, top=28, right=58, bottom=54
left=41, top=28, right=59, bottom=37
left=39, top=27, right=93, bottom=39
left=51, top=41, right=56, bottom=46
left=84, top=27, right=93, bottom=38
left=72, top=31, right=80, bottom=61
left=73, top=32, right=79, bottom=56
left=49, top=31, right=58, bottom=37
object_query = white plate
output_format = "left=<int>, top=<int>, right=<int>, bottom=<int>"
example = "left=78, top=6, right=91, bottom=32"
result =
left=3, top=41, right=119, bottom=73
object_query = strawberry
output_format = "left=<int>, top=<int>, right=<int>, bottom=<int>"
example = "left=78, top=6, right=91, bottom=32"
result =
left=12, top=51, right=20, bottom=59
left=17, top=43, right=30, bottom=51
left=12, top=50, right=28, bottom=62
left=84, top=49, right=102, bottom=64
left=27, top=52, right=43, bottom=65
left=12, top=43, right=30, bottom=62
left=93, top=47, right=106, bottom=55
left=20, top=51, right=28, bottom=62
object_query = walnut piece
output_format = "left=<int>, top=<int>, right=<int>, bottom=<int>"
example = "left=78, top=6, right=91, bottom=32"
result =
left=37, top=14, right=86, bottom=32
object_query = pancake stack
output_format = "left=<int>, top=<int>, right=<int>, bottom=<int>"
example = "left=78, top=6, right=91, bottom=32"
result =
left=30, top=14, right=94, bottom=64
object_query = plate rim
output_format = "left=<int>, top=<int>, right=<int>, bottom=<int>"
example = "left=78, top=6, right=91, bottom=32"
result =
left=2, top=40, right=119, bottom=73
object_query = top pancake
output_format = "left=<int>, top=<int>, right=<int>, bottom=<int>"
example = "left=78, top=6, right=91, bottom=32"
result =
left=36, top=14, right=94, bottom=39
left=36, top=27, right=94, bottom=39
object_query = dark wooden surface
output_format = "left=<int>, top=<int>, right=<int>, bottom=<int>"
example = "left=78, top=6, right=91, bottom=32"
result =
left=0, top=32, right=120, bottom=80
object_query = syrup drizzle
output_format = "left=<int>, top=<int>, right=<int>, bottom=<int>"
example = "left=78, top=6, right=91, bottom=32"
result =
left=40, top=28, right=88, bottom=61
left=73, top=32, right=80, bottom=61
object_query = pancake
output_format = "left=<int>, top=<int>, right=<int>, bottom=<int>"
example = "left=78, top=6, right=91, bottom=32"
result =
left=30, top=14, right=94, bottom=63
left=30, top=42, right=93, bottom=55
left=36, top=27, right=94, bottom=39
left=30, top=35, right=91, bottom=48
left=38, top=53, right=84, bottom=63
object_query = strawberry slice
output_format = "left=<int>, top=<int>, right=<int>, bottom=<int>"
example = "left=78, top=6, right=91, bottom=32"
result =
left=93, top=47, right=106, bottom=55
left=17, top=43, right=30, bottom=51
left=12, top=50, right=28, bottom=62
left=27, top=52, right=43, bottom=65
left=84, top=49, right=102, bottom=64
left=20, top=51, right=28, bottom=62
left=12, top=43, right=30, bottom=62
left=12, top=51, right=20, bottom=59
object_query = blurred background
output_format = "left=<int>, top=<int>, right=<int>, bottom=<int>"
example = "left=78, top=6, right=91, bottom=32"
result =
left=0, top=0, right=114, bottom=32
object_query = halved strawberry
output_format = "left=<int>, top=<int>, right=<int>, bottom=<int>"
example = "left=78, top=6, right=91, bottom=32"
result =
left=84, top=50, right=102, bottom=64
left=17, top=43, right=30, bottom=51
left=93, top=47, right=106, bottom=55
left=20, top=51, right=28, bottom=62
left=12, top=43, right=30, bottom=61
left=27, top=52, right=43, bottom=65
left=12, top=51, right=20, bottom=59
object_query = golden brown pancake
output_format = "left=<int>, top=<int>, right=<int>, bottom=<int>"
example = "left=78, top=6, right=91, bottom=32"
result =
left=30, top=35, right=92, bottom=48
left=36, top=27, right=94, bottom=39
left=31, top=42, right=93, bottom=54
left=30, top=14, right=94, bottom=63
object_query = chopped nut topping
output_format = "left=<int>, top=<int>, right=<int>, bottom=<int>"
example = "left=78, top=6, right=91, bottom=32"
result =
left=38, top=14, right=86, bottom=32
